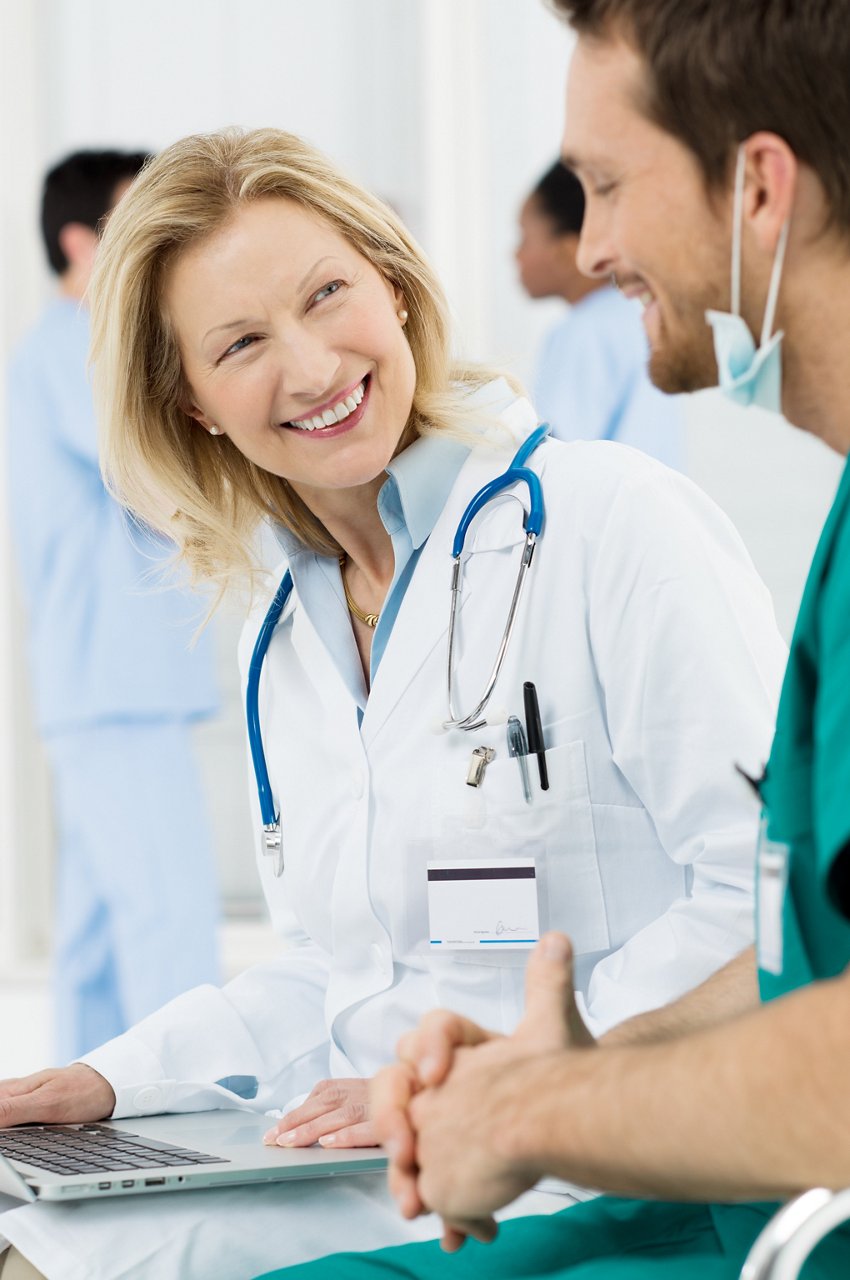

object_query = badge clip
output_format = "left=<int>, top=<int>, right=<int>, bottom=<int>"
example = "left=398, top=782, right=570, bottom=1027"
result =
left=466, top=746, right=496, bottom=788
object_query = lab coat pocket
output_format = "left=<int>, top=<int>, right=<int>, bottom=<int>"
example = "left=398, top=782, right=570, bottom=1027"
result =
left=536, top=738, right=610, bottom=956
left=436, top=736, right=609, bottom=958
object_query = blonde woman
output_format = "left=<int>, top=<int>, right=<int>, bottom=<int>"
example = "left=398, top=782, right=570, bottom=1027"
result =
left=0, top=129, right=784, bottom=1280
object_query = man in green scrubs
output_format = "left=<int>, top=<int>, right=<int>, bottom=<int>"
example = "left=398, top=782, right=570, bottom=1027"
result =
left=259, top=0, right=850, bottom=1275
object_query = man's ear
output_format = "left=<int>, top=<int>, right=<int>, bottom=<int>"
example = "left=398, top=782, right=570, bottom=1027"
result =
left=58, top=222, right=99, bottom=272
left=741, top=132, right=798, bottom=255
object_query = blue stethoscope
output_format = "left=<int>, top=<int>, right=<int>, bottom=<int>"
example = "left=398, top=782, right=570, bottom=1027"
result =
left=247, top=423, right=549, bottom=876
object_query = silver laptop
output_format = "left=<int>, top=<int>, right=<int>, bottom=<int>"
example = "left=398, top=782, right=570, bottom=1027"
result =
left=0, top=1110, right=386, bottom=1202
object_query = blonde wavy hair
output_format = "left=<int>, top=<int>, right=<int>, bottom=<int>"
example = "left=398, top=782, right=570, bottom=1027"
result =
left=90, top=127, right=513, bottom=597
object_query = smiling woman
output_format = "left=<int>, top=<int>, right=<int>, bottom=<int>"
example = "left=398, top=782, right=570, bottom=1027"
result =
left=0, top=127, right=789, bottom=1279
left=91, top=129, right=500, bottom=593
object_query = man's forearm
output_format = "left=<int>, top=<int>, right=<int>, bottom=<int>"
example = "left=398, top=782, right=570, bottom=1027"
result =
left=601, top=945, right=758, bottom=1047
left=509, top=966, right=850, bottom=1201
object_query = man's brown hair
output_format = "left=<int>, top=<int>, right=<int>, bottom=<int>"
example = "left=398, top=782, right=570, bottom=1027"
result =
left=552, top=0, right=850, bottom=231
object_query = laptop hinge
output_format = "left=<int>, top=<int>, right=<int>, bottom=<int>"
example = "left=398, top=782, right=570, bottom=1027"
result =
left=0, top=1153, right=38, bottom=1202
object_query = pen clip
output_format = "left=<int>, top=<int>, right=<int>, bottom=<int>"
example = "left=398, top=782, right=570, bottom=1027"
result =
left=507, top=715, right=532, bottom=804
left=734, top=762, right=765, bottom=802
left=507, top=714, right=528, bottom=758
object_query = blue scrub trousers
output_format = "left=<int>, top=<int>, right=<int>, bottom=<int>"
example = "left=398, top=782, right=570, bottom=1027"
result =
left=46, top=720, right=220, bottom=1061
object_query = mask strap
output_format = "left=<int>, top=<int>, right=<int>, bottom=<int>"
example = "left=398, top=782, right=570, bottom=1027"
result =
left=760, top=217, right=790, bottom=346
left=731, top=146, right=747, bottom=317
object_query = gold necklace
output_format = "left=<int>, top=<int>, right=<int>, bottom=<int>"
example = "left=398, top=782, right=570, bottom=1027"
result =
left=339, top=555, right=380, bottom=629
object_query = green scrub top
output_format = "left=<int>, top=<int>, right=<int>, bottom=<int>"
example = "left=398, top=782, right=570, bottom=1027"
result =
left=260, top=458, right=850, bottom=1280
left=759, top=455, right=850, bottom=998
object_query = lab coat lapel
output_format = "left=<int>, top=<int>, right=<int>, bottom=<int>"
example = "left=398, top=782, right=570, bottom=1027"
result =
left=361, top=444, right=527, bottom=749
left=288, top=585, right=356, bottom=713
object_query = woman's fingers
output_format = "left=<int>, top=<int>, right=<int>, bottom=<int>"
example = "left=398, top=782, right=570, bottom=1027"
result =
left=318, top=1120, right=377, bottom=1148
left=263, top=1078, right=370, bottom=1147
left=265, top=1102, right=368, bottom=1148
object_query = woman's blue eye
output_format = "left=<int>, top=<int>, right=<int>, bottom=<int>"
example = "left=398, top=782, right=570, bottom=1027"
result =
left=222, top=335, right=255, bottom=358
left=313, top=280, right=343, bottom=304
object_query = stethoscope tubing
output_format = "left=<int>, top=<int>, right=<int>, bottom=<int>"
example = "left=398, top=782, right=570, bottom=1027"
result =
left=247, top=423, right=550, bottom=872
left=444, top=423, right=549, bottom=730
left=247, top=569, right=294, bottom=836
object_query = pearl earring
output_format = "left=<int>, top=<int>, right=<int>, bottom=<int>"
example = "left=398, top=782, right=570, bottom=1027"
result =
left=398, top=308, right=409, bottom=325
left=208, top=425, right=221, bottom=436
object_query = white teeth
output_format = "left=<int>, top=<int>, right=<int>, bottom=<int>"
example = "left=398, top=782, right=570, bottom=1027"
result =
left=288, top=379, right=366, bottom=430
left=639, top=290, right=653, bottom=308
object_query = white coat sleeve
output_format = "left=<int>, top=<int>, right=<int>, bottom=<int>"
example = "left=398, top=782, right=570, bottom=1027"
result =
left=77, top=597, right=333, bottom=1119
left=79, top=905, right=332, bottom=1118
left=578, top=464, right=787, bottom=1033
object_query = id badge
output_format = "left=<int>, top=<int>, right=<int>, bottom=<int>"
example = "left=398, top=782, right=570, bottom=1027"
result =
left=756, top=815, right=790, bottom=976
left=427, top=858, right=540, bottom=950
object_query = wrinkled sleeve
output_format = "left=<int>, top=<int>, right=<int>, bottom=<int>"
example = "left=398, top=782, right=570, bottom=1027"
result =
left=80, top=931, right=331, bottom=1118
left=80, top=589, right=331, bottom=1117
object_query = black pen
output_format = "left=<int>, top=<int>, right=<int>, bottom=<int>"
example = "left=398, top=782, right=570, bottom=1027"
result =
left=523, top=681, right=549, bottom=791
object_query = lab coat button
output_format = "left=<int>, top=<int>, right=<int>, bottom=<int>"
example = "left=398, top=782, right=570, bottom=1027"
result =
left=351, top=769, right=365, bottom=799
left=133, top=1085, right=163, bottom=1111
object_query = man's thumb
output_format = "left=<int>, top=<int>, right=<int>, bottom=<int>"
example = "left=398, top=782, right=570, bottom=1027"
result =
left=517, top=932, right=594, bottom=1050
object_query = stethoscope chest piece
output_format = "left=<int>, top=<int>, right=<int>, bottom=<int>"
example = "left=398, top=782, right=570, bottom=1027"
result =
left=263, top=822, right=283, bottom=877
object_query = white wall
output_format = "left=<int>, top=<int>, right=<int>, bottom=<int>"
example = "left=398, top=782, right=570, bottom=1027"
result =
left=0, top=0, right=842, bottom=977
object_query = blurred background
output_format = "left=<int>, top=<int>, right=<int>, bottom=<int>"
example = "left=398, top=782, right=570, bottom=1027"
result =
left=0, top=0, right=841, bottom=1074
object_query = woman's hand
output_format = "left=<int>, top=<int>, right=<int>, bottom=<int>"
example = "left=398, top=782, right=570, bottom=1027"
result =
left=0, top=1065, right=116, bottom=1127
left=263, top=1078, right=377, bottom=1149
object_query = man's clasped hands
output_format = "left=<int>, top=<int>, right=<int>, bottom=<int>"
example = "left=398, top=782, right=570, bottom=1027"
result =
left=261, top=932, right=596, bottom=1251
left=372, top=932, right=595, bottom=1251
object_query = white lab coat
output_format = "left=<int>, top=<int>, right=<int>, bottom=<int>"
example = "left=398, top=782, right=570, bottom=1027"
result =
left=0, top=394, right=787, bottom=1279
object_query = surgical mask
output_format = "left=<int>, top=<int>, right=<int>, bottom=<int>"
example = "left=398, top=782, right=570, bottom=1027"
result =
left=705, top=146, right=790, bottom=414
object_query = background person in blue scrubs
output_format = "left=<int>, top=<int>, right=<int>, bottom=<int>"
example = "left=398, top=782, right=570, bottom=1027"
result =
left=516, top=160, right=682, bottom=468
left=6, top=150, right=220, bottom=1061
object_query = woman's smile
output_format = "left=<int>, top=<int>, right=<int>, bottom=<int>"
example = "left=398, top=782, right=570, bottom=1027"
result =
left=284, top=373, right=370, bottom=437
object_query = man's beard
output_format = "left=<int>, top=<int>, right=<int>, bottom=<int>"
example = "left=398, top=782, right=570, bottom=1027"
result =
left=647, top=299, right=720, bottom=396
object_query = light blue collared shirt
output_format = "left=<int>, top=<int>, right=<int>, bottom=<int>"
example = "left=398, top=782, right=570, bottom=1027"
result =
left=272, top=431, right=470, bottom=712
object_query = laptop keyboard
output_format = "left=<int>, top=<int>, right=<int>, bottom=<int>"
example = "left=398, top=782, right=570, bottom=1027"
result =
left=0, top=1124, right=229, bottom=1176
